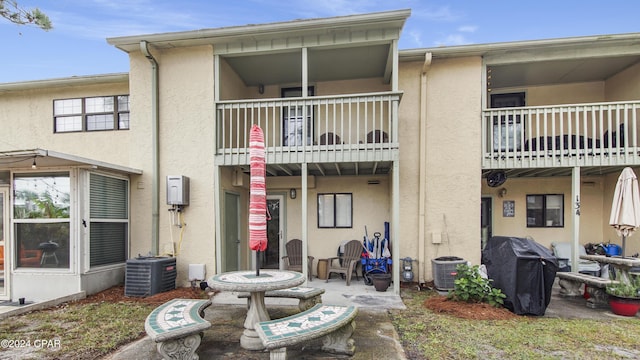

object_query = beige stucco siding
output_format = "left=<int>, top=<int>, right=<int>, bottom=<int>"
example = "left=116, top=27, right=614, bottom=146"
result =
left=526, top=82, right=605, bottom=105
left=127, top=52, right=155, bottom=266
left=397, top=61, right=422, bottom=264
left=483, top=177, right=605, bottom=247
left=127, top=45, right=216, bottom=285
left=221, top=173, right=391, bottom=276
left=302, top=175, right=390, bottom=271
left=605, top=61, right=640, bottom=101
left=219, top=57, right=249, bottom=100
left=423, top=56, right=483, bottom=272
left=0, top=83, right=130, bottom=157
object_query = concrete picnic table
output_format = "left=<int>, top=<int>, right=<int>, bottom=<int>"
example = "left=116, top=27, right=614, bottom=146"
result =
left=580, top=254, right=640, bottom=284
left=207, top=269, right=305, bottom=350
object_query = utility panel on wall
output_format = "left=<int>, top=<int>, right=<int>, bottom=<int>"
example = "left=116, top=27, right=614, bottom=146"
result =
left=166, top=175, right=190, bottom=205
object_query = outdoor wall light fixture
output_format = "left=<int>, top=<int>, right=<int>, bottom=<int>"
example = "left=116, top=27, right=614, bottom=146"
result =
left=289, top=188, right=297, bottom=199
left=498, top=187, right=507, bottom=198
left=258, top=84, right=265, bottom=94
left=31, top=156, right=37, bottom=169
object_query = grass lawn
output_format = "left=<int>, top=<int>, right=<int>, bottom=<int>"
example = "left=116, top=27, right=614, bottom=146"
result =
left=390, top=287, right=640, bottom=360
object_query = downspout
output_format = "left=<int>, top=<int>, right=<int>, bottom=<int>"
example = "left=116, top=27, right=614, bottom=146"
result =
left=418, top=52, right=432, bottom=284
left=140, top=40, right=160, bottom=255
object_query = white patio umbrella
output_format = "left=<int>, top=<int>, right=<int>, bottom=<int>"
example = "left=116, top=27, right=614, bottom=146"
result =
left=609, top=167, right=640, bottom=257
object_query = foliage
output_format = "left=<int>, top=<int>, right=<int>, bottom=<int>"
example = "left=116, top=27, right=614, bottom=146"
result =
left=448, top=263, right=506, bottom=307
left=0, top=0, right=52, bottom=30
left=14, top=189, right=69, bottom=219
left=606, top=276, right=640, bottom=299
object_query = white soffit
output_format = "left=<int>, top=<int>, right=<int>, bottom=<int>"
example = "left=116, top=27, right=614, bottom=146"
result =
left=0, top=149, right=142, bottom=175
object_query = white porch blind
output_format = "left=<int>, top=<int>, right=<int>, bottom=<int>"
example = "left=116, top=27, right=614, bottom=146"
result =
left=89, top=174, right=128, bottom=267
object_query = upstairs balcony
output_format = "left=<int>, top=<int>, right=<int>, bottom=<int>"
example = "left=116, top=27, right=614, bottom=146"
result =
left=482, top=100, right=640, bottom=176
left=215, top=91, right=401, bottom=176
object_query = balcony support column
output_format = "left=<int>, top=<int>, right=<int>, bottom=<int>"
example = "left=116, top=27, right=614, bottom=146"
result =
left=571, top=166, right=581, bottom=274
left=392, top=160, right=400, bottom=295
left=301, top=163, right=309, bottom=283
left=214, top=165, right=222, bottom=273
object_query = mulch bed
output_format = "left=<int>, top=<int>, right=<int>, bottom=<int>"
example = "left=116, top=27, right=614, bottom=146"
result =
left=423, top=295, right=518, bottom=320
left=73, top=285, right=210, bottom=306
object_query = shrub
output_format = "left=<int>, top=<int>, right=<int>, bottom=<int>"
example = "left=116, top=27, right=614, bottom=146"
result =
left=606, top=275, right=640, bottom=299
left=448, top=263, right=506, bottom=307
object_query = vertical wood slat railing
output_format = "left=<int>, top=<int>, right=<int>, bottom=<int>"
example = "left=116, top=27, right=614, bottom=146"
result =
left=215, top=91, right=402, bottom=166
left=482, top=101, right=640, bottom=169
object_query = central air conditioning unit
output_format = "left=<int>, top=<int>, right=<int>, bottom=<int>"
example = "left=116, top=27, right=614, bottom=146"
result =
left=431, top=256, right=466, bottom=291
left=125, top=256, right=177, bottom=297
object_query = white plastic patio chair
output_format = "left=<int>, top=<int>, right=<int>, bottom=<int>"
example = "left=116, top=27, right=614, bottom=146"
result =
left=551, top=242, right=601, bottom=275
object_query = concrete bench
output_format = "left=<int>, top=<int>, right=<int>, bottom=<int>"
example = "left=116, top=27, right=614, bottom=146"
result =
left=255, top=304, right=358, bottom=360
left=556, top=272, right=618, bottom=309
left=144, top=298, right=212, bottom=360
left=237, top=286, right=325, bottom=311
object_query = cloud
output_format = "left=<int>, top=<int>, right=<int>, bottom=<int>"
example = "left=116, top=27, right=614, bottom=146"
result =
left=42, top=1, right=227, bottom=39
left=411, top=5, right=460, bottom=22
left=458, top=25, right=477, bottom=33
left=406, top=30, right=423, bottom=48
left=401, top=4, right=472, bottom=48
left=434, top=34, right=471, bottom=46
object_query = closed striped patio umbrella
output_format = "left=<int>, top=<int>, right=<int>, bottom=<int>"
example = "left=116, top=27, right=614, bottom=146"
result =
left=249, top=124, right=267, bottom=275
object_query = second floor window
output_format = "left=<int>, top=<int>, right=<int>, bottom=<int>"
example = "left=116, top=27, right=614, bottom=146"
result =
left=54, top=95, right=130, bottom=133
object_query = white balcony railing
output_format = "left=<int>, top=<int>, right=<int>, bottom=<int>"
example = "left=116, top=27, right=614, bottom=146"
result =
left=215, top=92, right=401, bottom=166
left=482, top=101, right=640, bottom=169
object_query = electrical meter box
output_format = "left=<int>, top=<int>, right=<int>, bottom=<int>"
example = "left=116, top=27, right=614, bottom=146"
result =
left=166, top=175, right=189, bottom=205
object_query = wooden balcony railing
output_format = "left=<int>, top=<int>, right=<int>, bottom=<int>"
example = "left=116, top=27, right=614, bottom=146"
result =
left=482, top=101, right=640, bottom=169
left=215, top=91, right=401, bottom=166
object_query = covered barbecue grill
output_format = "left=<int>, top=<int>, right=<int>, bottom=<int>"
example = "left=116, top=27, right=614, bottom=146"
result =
left=482, top=236, right=558, bottom=316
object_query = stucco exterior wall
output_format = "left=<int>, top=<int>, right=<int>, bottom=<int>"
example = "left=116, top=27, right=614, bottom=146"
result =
left=397, top=60, right=422, bottom=264
left=128, top=51, right=156, bottom=265
left=222, top=173, right=391, bottom=276
left=0, top=82, right=130, bottom=156
left=316, top=77, right=389, bottom=95
left=526, top=82, right=605, bottom=105
left=483, top=177, right=605, bottom=247
left=219, top=57, right=249, bottom=100
left=422, top=56, right=482, bottom=279
left=605, top=61, right=640, bottom=101
left=127, top=45, right=216, bottom=286
left=301, top=175, right=390, bottom=273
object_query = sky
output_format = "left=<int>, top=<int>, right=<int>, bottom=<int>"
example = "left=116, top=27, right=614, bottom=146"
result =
left=2, top=0, right=640, bottom=83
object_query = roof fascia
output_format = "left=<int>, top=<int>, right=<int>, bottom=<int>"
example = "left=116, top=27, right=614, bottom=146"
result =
left=0, top=149, right=142, bottom=175
left=400, top=32, right=640, bottom=62
left=0, top=73, right=128, bottom=93
left=107, top=9, right=411, bottom=53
